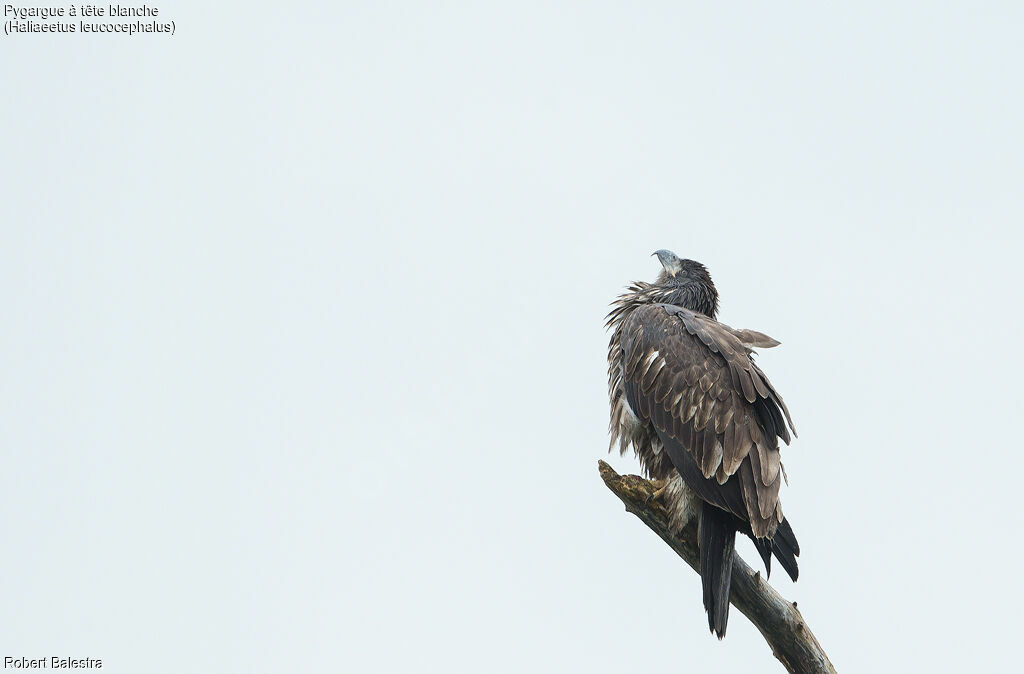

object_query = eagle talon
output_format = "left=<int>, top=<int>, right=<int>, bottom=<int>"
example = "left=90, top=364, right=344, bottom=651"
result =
left=644, top=479, right=668, bottom=506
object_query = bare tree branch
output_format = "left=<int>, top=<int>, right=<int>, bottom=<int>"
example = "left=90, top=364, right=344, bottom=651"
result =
left=598, top=460, right=836, bottom=674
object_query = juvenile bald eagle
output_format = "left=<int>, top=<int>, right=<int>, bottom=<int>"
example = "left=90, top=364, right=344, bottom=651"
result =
left=606, top=250, right=800, bottom=638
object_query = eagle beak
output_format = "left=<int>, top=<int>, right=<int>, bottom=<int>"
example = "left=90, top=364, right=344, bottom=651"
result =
left=653, top=249, right=681, bottom=276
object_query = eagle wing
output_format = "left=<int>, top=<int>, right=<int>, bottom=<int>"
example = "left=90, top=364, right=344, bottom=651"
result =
left=619, top=303, right=796, bottom=538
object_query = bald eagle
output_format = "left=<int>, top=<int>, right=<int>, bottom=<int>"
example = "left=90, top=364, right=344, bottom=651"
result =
left=606, top=250, right=800, bottom=638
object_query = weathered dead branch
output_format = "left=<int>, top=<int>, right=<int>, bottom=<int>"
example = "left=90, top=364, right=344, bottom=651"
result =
left=599, top=460, right=836, bottom=674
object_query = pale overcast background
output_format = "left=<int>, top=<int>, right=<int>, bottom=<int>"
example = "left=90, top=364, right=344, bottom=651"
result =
left=2, top=3, right=1022, bottom=672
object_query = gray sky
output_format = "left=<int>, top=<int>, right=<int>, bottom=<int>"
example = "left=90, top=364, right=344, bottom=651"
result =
left=2, top=2, right=1022, bottom=672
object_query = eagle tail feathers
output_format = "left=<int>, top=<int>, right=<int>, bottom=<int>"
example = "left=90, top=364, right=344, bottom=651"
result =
left=742, top=517, right=800, bottom=582
left=752, top=536, right=773, bottom=578
left=699, top=503, right=736, bottom=639
left=771, top=518, right=800, bottom=582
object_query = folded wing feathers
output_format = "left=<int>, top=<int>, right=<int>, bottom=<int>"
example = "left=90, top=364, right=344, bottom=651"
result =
left=759, top=443, right=782, bottom=485
left=737, top=368, right=757, bottom=403
left=729, top=328, right=781, bottom=350
left=738, top=462, right=762, bottom=534
left=702, top=433, right=723, bottom=479
left=619, top=304, right=796, bottom=538
left=625, top=334, right=646, bottom=375
left=753, top=361, right=797, bottom=440
left=748, top=444, right=781, bottom=520
left=722, top=419, right=751, bottom=477
left=714, top=405, right=734, bottom=435
left=669, top=389, right=685, bottom=410
left=641, top=356, right=666, bottom=391
left=654, top=370, right=677, bottom=404
left=696, top=396, right=715, bottom=431
left=638, top=349, right=659, bottom=380
left=750, top=368, right=770, bottom=399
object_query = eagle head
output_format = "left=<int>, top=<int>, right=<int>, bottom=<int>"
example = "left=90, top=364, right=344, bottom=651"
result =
left=649, top=249, right=719, bottom=318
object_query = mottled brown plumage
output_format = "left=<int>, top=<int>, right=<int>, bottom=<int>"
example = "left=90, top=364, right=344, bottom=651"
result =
left=606, top=251, right=800, bottom=638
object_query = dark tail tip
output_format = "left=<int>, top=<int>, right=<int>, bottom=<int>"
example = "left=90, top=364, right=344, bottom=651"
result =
left=772, top=517, right=801, bottom=582
left=700, top=503, right=737, bottom=638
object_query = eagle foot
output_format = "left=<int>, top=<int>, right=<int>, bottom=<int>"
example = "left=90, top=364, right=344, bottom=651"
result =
left=644, top=479, right=669, bottom=506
